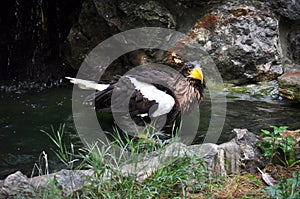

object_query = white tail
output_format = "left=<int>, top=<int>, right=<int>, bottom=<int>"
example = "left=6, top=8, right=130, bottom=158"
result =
left=65, top=77, right=109, bottom=91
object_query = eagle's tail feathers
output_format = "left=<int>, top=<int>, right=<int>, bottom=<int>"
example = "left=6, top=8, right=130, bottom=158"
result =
left=65, top=77, right=109, bottom=91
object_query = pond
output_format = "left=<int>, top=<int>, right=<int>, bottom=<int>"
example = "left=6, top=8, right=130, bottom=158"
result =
left=1, top=83, right=300, bottom=179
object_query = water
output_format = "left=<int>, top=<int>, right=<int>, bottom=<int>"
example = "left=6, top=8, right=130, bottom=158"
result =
left=0, top=87, right=79, bottom=179
left=1, top=84, right=300, bottom=179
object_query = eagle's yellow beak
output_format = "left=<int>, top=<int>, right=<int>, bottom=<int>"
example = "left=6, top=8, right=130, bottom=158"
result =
left=188, top=67, right=204, bottom=83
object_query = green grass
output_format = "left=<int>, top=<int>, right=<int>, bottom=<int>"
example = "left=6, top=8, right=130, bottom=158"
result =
left=39, top=124, right=300, bottom=198
left=41, top=124, right=208, bottom=198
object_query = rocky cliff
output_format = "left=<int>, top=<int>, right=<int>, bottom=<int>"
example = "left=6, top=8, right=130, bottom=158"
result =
left=1, top=0, right=300, bottom=97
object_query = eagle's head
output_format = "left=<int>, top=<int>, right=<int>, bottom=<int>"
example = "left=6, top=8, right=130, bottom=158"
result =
left=168, top=52, right=204, bottom=85
left=180, top=61, right=206, bottom=100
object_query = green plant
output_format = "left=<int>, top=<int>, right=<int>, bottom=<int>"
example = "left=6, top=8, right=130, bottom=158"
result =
left=42, top=123, right=208, bottom=198
left=109, top=124, right=173, bottom=154
left=258, top=126, right=300, bottom=169
left=265, top=171, right=300, bottom=199
left=42, top=179, right=68, bottom=199
left=42, top=124, right=79, bottom=170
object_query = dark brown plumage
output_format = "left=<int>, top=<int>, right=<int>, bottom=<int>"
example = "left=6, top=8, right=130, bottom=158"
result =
left=79, top=61, right=206, bottom=127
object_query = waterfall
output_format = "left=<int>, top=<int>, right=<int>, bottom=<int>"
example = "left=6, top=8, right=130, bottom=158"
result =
left=0, top=0, right=81, bottom=82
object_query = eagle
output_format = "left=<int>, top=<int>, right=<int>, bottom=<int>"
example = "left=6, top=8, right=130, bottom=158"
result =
left=66, top=61, right=205, bottom=138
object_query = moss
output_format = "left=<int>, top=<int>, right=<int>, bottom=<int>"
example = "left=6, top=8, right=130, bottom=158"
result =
left=225, top=81, right=279, bottom=98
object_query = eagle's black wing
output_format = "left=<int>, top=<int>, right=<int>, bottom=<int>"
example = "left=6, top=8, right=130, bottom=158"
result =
left=83, top=74, right=176, bottom=125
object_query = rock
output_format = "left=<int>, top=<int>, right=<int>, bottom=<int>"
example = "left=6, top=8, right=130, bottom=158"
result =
left=270, top=0, right=300, bottom=20
left=187, top=143, right=219, bottom=174
left=65, top=0, right=286, bottom=85
left=94, top=0, right=176, bottom=30
left=64, top=0, right=116, bottom=69
left=49, top=169, right=95, bottom=196
left=180, top=0, right=282, bottom=84
left=65, top=0, right=176, bottom=70
left=121, top=142, right=189, bottom=181
left=0, top=171, right=35, bottom=198
left=63, top=0, right=300, bottom=86
left=283, top=64, right=300, bottom=73
left=268, top=0, right=300, bottom=75
left=277, top=17, right=300, bottom=73
left=225, top=80, right=279, bottom=100
left=3, top=0, right=300, bottom=84
left=231, top=128, right=265, bottom=173
left=123, top=129, right=264, bottom=180
left=0, top=169, right=95, bottom=198
left=286, top=27, right=300, bottom=67
left=278, top=72, right=300, bottom=101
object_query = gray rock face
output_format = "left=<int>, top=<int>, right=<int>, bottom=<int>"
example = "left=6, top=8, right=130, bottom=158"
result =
left=278, top=17, right=300, bottom=73
left=2, top=0, right=300, bottom=84
left=287, top=29, right=300, bottom=66
left=270, top=0, right=300, bottom=20
left=65, top=0, right=176, bottom=70
left=64, top=0, right=116, bottom=69
left=278, top=72, right=300, bottom=101
left=184, top=1, right=282, bottom=84
left=267, top=1, right=300, bottom=74
left=0, top=171, right=36, bottom=198
left=0, top=169, right=95, bottom=198
left=64, top=0, right=294, bottom=85
left=93, top=0, right=176, bottom=30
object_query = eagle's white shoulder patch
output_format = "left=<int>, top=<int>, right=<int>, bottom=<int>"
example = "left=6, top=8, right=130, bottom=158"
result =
left=128, top=77, right=175, bottom=117
left=66, top=77, right=109, bottom=91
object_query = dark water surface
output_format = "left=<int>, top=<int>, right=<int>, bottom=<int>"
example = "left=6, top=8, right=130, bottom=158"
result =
left=1, top=85, right=300, bottom=179
left=0, top=87, right=79, bottom=179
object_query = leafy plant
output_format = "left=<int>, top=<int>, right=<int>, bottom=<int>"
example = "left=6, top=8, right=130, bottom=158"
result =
left=265, top=171, right=300, bottom=199
left=258, top=126, right=300, bottom=169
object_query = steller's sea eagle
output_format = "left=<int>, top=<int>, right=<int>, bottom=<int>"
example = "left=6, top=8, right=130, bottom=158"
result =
left=66, top=61, right=205, bottom=132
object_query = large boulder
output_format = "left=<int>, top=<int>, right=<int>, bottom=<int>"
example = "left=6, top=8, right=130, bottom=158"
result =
left=2, top=0, right=300, bottom=84
left=182, top=0, right=282, bottom=84
left=93, top=0, right=176, bottom=30
left=64, top=0, right=290, bottom=85
left=65, top=0, right=176, bottom=70
left=267, top=0, right=300, bottom=73
left=62, top=0, right=300, bottom=87
left=277, top=17, right=300, bottom=73
left=278, top=72, right=300, bottom=101
left=64, top=0, right=117, bottom=69
left=270, top=0, right=300, bottom=20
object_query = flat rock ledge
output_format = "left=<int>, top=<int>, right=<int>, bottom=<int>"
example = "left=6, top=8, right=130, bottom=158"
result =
left=278, top=72, right=300, bottom=101
left=0, top=129, right=264, bottom=198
